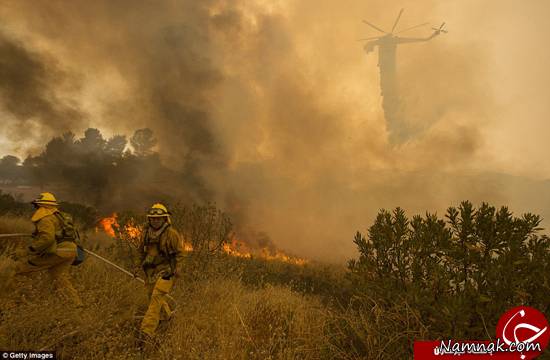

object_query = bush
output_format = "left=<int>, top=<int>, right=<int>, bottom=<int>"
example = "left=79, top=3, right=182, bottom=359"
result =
left=171, top=203, right=232, bottom=280
left=348, top=201, right=550, bottom=355
left=0, top=191, right=32, bottom=217
left=58, top=202, right=98, bottom=230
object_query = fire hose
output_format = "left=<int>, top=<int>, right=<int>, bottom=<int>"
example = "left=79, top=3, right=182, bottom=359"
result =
left=81, top=247, right=145, bottom=284
left=0, top=233, right=177, bottom=307
left=0, top=233, right=32, bottom=238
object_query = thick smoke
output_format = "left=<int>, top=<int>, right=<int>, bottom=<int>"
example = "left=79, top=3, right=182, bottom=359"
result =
left=0, top=0, right=549, bottom=261
left=0, top=30, right=84, bottom=154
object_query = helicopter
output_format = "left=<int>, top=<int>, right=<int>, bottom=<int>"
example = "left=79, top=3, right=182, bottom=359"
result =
left=358, top=8, right=446, bottom=48
left=358, top=9, right=446, bottom=145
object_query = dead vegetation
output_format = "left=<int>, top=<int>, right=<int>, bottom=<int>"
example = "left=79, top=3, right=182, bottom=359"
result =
left=0, top=216, right=338, bottom=359
left=1, top=200, right=549, bottom=359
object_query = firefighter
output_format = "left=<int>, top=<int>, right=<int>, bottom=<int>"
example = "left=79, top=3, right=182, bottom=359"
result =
left=138, top=203, right=184, bottom=338
left=14, top=192, right=83, bottom=307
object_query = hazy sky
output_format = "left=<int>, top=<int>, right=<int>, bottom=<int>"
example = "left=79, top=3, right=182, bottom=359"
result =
left=0, top=0, right=549, bottom=260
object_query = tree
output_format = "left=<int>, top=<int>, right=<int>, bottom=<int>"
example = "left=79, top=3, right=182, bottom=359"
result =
left=76, top=128, right=106, bottom=154
left=0, top=155, right=21, bottom=183
left=42, top=132, right=75, bottom=165
left=105, top=135, right=127, bottom=159
left=0, top=155, right=20, bottom=167
left=130, top=128, right=157, bottom=157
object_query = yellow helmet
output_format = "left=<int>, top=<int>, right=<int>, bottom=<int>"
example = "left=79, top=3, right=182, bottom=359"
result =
left=147, top=203, right=170, bottom=218
left=32, top=192, right=59, bottom=206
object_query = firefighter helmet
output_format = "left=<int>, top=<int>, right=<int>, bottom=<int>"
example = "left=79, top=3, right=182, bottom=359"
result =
left=32, top=192, right=59, bottom=206
left=147, top=203, right=170, bottom=218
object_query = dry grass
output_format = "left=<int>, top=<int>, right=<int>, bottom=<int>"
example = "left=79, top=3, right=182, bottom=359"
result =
left=1, top=215, right=426, bottom=359
left=0, top=218, right=337, bottom=360
left=0, top=215, right=33, bottom=257
left=0, top=215, right=33, bottom=234
left=160, top=279, right=329, bottom=359
left=2, top=211, right=549, bottom=359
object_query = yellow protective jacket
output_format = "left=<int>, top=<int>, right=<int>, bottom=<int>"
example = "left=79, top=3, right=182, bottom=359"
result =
left=139, top=223, right=185, bottom=282
left=30, top=207, right=62, bottom=254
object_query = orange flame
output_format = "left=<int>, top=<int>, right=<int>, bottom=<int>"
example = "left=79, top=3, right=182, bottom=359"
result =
left=97, top=213, right=119, bottom=237
left=124, top=224, right=141, bottom=240
left=96, top=215, right=307, bottom=265
left=222, top=239, right=252, bottom=259
left=260, top=248, right=308, bottom=266
left=121, top=220, right=143, bottom=247
left=222, top=237, right=307, bottom=265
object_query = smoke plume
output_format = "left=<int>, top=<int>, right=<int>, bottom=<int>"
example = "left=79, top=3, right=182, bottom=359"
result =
left=1, top=0, right=549, bottom=261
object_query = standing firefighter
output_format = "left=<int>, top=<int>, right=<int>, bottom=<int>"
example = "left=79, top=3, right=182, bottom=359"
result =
left=138, top=203, right=184, bottom=338
left=14, top=192, right=83, bottom=307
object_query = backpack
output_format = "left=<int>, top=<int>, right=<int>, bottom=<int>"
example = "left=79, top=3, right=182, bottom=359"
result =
left=55, top=211, right=86, bottom=266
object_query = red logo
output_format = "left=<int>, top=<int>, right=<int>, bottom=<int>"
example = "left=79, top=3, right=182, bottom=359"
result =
left=496, top=306, right=549, bottom=359
left=414, top=306, right=549, bottom=359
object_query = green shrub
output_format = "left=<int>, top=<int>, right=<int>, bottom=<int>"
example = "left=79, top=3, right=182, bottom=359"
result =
left=347, top=201, right=550, bottom=355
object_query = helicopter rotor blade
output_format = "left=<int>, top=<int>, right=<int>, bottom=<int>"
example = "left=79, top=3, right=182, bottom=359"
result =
left=362, top=20, right=387, bottom=34
left=357, top=36, right=384, bottom=41
left=391, top=8, right=404, bottom=33
left=396, top=22, right=429, bottom=34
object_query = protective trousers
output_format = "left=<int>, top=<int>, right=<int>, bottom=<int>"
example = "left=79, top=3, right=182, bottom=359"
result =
left=15, top=244, right=83, bottom=307
left=140, top=277, right=174, bottom=336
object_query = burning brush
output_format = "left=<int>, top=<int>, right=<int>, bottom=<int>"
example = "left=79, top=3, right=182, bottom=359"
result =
left=96, top=214, right=307, bottom=265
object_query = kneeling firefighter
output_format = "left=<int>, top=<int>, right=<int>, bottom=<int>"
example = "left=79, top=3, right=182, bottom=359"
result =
left=14, top=192, right=83, bottom=307
left=138, top=203, right=184, bottom=337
